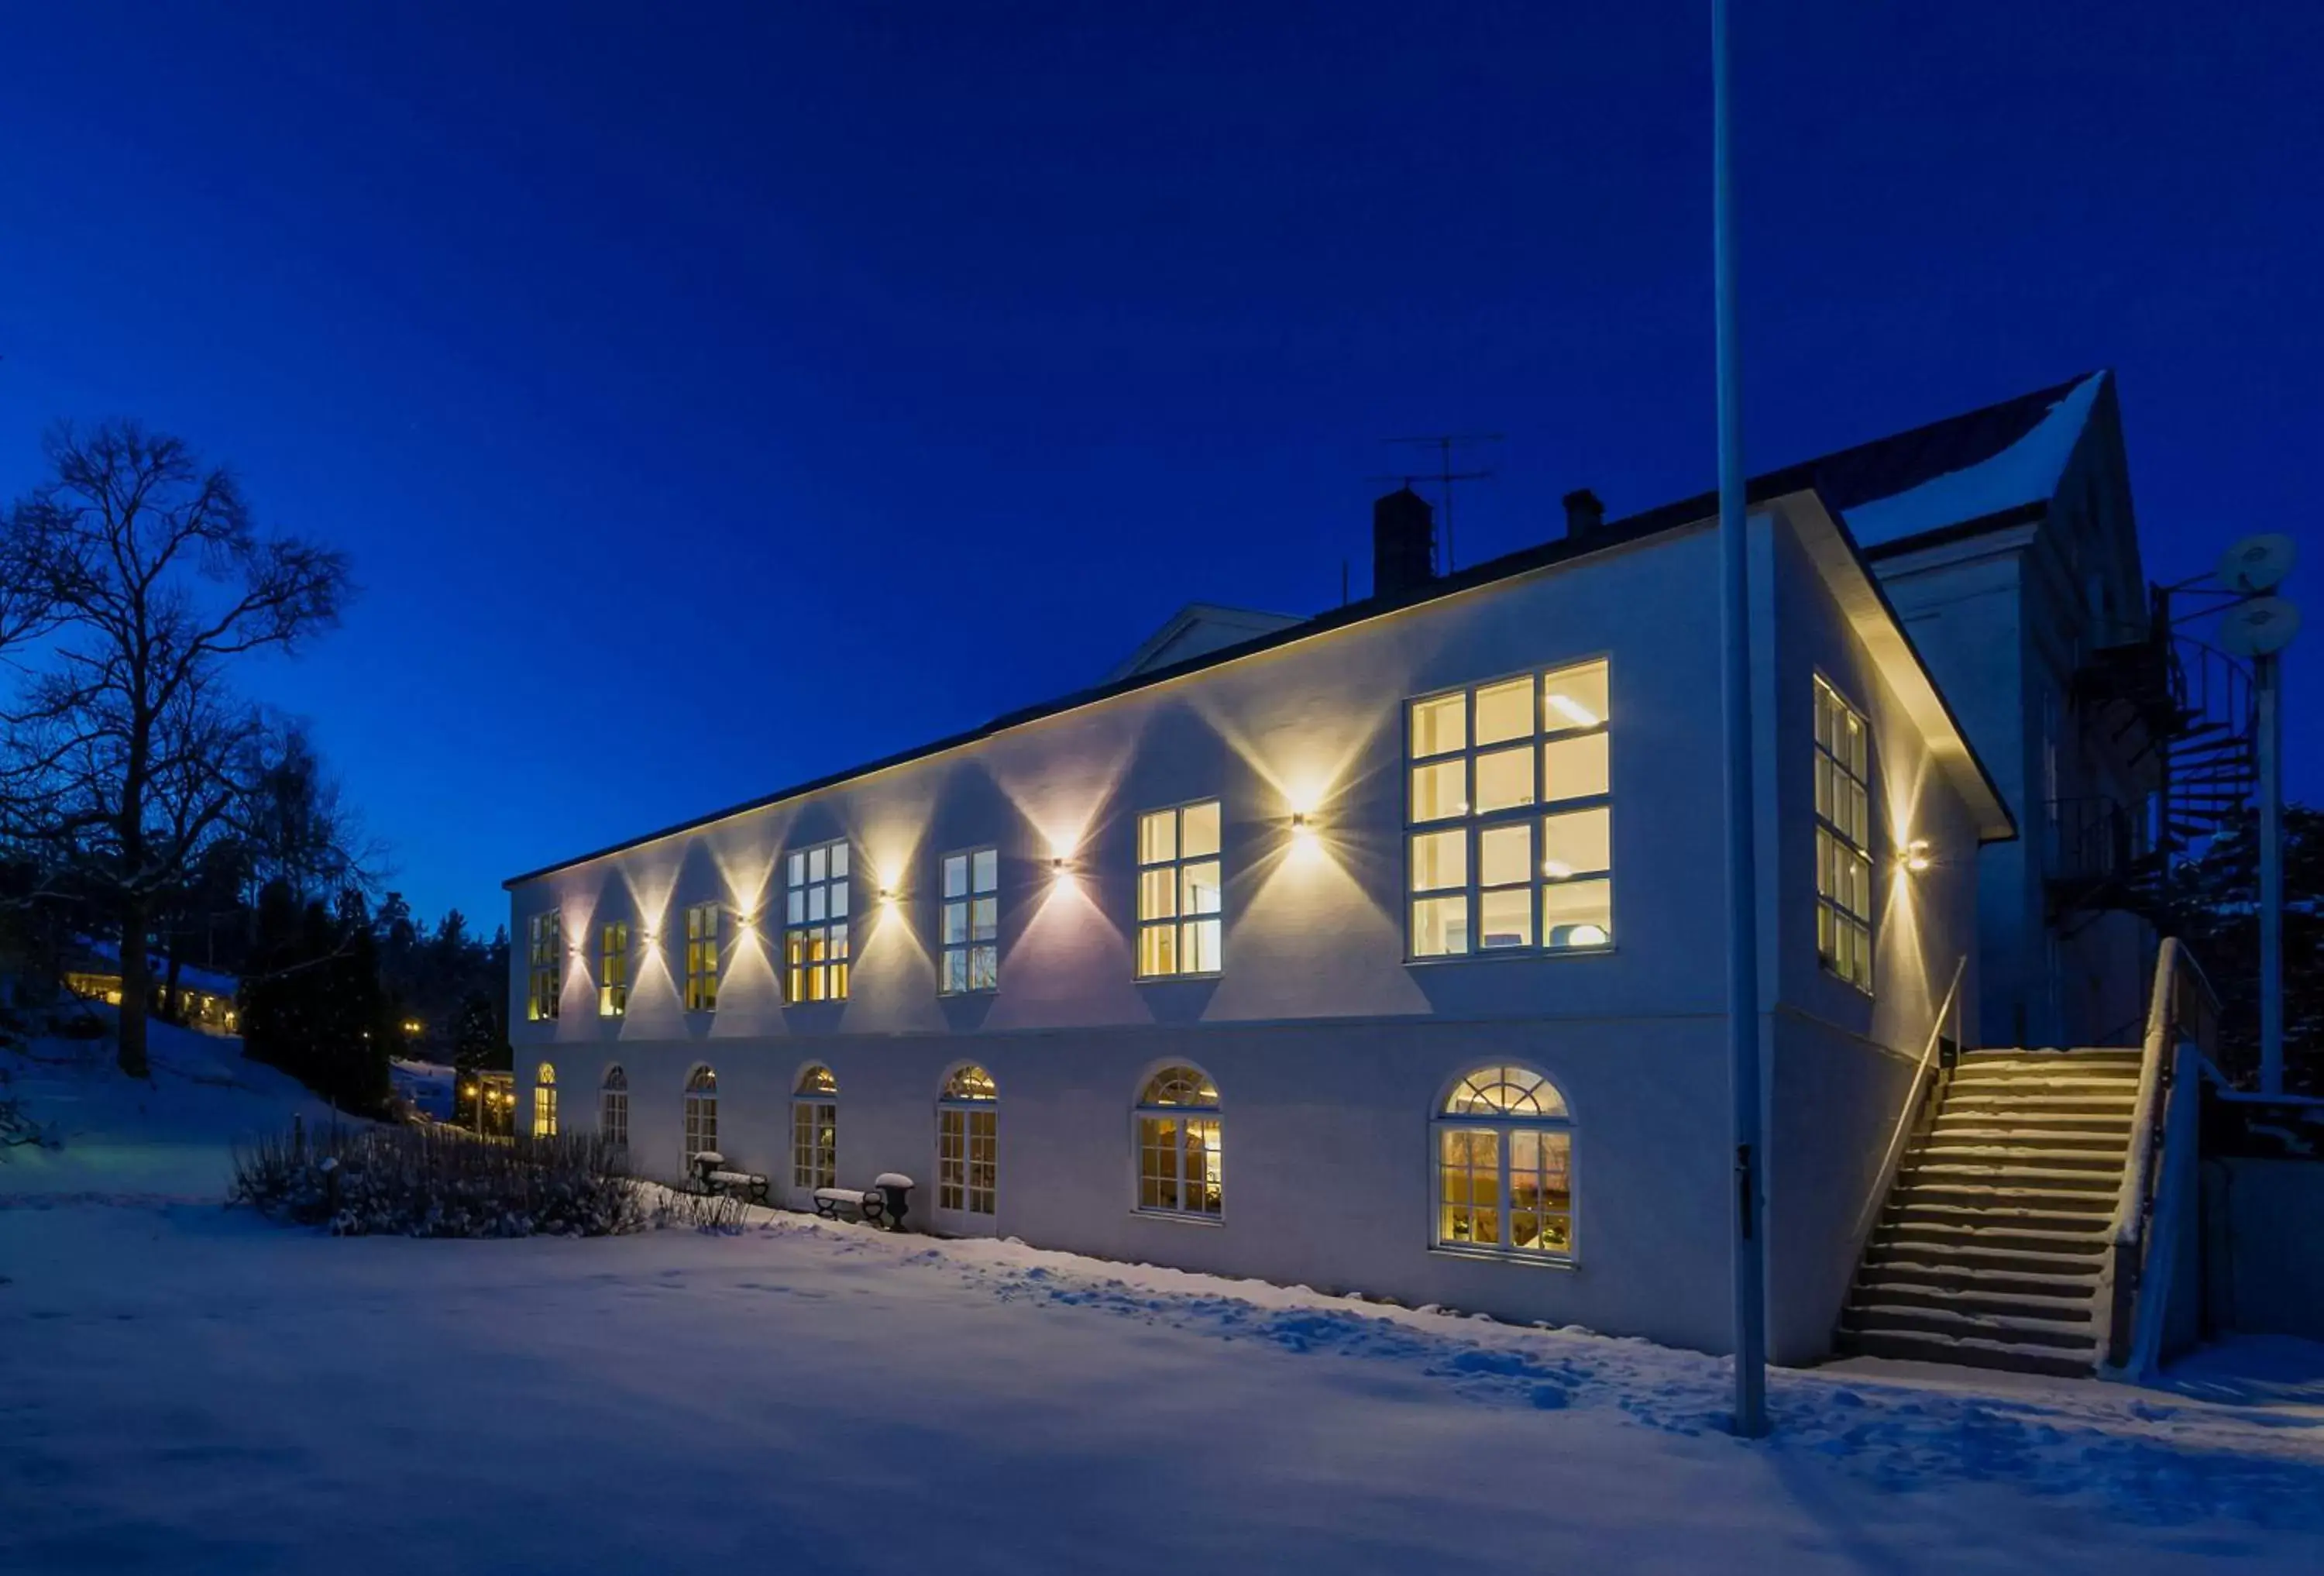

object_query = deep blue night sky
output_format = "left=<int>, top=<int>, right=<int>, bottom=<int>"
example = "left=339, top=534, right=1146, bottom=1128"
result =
left=2, top=2, right=2316, bottom=924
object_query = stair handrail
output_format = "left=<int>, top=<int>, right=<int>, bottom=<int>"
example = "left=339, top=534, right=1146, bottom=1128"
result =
left=1847, top=954, right=1968, bottom=1259
left=2102, top=937, right=2218, bottom=1364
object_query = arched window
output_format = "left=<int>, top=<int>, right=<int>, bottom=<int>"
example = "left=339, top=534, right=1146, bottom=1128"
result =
left=600, top=1065, right=629, bottom=1151
left=533, top=1062, right=559, bottom=1138
left=1135, top=1065, right=1222, bottom=1219
left=792, top=1065, right=837, bottom=1196
left=938, top=1065, right=999, bottom=1225
left=1435, top=1065, right=1573, bottom=1258
left=684, top=1065, right=718, bottom=1160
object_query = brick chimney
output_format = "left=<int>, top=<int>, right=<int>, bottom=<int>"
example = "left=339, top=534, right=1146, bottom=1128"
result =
left=1373, top=487, right=1436, bottom=599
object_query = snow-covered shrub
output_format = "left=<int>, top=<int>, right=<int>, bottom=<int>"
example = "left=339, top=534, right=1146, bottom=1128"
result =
left=230, top=1124, right=651, bottom=1237
left=648, top=1189, right=751, bottom=1234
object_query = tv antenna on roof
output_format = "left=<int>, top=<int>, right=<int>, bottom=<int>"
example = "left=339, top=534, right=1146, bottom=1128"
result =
left=1374, top=432, right=1503, bottom=573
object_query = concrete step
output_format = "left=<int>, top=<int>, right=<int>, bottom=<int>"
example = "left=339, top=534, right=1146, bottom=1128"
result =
left=1854, top=1258, right=2100, bottom=1302
left=1864, top=1240, right=2106, bottom=1282
left=1898, top=1162, right=2124, bottom=1193
left=1944, top=1077, right=2141, bottom=1100
left=1932, top=1110, right=2133, bottom=1137
left=1847, top=1278, right=2099, bottom=1329
left=1940, top=1093, right=2137, bottom=1118
left=1914, top=1132, right=2128, bottom=1161
left=1886, top=1197, right=2116, bottom=1233
left=1875, top=1218, right=2111, bottom=1258
left=1842, top=1300, right=2099, bottom=1352
left=1832, top=1327, right=2099, bottom=1379
left=1957, top=1048, right=2143, bottom=1066
left=1893, top=1184, right=2117, bottom=1220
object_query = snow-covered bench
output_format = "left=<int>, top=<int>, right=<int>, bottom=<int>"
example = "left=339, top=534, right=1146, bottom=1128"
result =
left=686, top=1151, right=768, bottom=1204
left=812, top=1173, right=915, bottom=1230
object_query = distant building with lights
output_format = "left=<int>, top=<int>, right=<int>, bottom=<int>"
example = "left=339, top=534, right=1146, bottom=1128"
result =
left=508, top=373, right=2184, bottom=1367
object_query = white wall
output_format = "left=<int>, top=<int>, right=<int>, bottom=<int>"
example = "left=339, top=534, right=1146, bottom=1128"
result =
left=1759, top=508, right=1987, bottom=1364
left=507, top=508, right=1987, bottom=1359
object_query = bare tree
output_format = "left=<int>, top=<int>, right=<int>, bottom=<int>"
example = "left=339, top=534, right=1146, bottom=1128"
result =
left=0, top=422, right=350, bottom=1077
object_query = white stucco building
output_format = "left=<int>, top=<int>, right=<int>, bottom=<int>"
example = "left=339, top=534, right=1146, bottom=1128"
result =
left=507, top=422, right=2040, bottom=1363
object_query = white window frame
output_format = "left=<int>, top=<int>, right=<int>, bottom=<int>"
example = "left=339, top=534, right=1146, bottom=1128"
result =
left=683, top=1065, right=718, bottom=1161
left=526, top=910, right=563, bottom=1021
left=937, top=1063, right=999, bottom=1223
left=1134, top=800, right=1223, bottom=979
left=1133, top=1065, right=1222, bottom=1220
left=532, top=1062, right=558, bottom=1138
left=939, top=847, right=1000, bottom=996
left=598, top=920, right=630, bottom=1018
left=785, top=841, right=852, bottom=1003
left=600, top=1065, right=629, bottom=1151
left=1432, top=1064, right=1576, bottom=1263
left=1813, top=673, right=1875, bottom=994
left=1406, top=659, right=1613, bottom=960
left=792, top=1063, right=838, bottom=1194
left=682, top=901, right=720, bottom=1013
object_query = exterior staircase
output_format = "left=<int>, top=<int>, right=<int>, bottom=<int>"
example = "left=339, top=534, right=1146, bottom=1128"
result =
left=1838, top=1048, right=2142, bottom=1377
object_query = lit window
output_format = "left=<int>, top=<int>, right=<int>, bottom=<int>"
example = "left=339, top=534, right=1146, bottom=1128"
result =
left=1407, top=660, right=1612, bottom=958
left=1814, top=676, right=1875, bottom=992
left=938, top=1064, right=999, bottom=1220
left=792, top=1064, right=837, bottom=1195
left=532, top=1062, right=558, bottom=1137
left=1435, top=1065, right=1574, bottom=1260
left=600, top=1065, right=628, bottom=1151
left=526, top=911, right=562, bottom=1021
left=786, top=841, right=851, bottom=1003
left=940, top=848, right=999, bottom=995
left=683, top=1065, right=717, bottom=1160
left=1135, top=1065, right=1222, bottom=1218
left=599, top=921, right=630, bottom=1018
left=683, top=902, right=720, bottom=1013
left=1136, top=801, right=1222, bottom=978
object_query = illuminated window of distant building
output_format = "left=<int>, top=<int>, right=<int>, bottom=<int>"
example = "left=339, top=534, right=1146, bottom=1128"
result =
left=792, top=1064, right=838, bottom=1195
left=940, top=848, right=999, bottom=994
left=937, top=1063, right=999, bottom=1222
left=599, top=921, right=630, bottom=1017
left=526, top=911, right=563, bottom=1021
left=1435, top=1065, right=1574, bottom=1261
left=683, top=902, right=720, bottom=1013
left=786, top=841, right=851, bottom=1003
left=600, top=1065, right=628, bottom=1151
left=1136, top=801, right=1222, bottom=978
left=1813, top=675, right=1874, bottom=993
left=533, top=1062, right=558, bottom=1137
left=683, top=1065, right=718, bottom=1161
left=1135, top=1065, right=1222, bottom=1219
left=1408, top=660, right=1611, bottom=958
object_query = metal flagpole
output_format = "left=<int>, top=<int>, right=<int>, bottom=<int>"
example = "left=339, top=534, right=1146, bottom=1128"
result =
left=1713, top=0, right=1769, bottom=1437
left=2257, top=649, right=2283, bottom=1095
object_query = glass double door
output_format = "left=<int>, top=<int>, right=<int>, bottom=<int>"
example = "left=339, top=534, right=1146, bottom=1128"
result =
left=937, top=1105, right=998, bottom=1235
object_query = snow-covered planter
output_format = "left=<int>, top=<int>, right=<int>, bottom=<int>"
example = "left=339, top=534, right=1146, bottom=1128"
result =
left=229, top=1124, right=651, bottom=1237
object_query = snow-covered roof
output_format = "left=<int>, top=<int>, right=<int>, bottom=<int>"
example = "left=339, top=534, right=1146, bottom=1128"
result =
left=1105, top=603, right=1305, bottom=683
left=1823, top=373, right=2104, bottom=549
left=77, top=939, right=238, bottom=996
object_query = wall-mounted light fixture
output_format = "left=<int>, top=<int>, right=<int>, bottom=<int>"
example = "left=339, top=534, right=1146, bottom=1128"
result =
left=1901, top=839, right=1932, bottom=874
left=876, top=885, right=897, bottom=905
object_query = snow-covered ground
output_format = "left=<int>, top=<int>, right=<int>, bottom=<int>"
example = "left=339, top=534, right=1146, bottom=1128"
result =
left=2, top=1016, right=340, bottom=1203
left=5, top=1036, right=2322, bottom=1574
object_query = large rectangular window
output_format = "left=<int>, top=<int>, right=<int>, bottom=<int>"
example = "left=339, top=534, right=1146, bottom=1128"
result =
left=1408, top=660, right=1612, bottom=958
left=683, top=902, right=720, bottom=1013
left=1136, top=800, right=1222, bottom=978
left=526, top=911, right=562, bottom=1021
left=786, top=841, right=851, bottom=1003
left=1814, top=675, right=1874, bottom=992
left=598, top=921, right=630, bottom=1018
left=940, top=847, right=999, bottom=994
